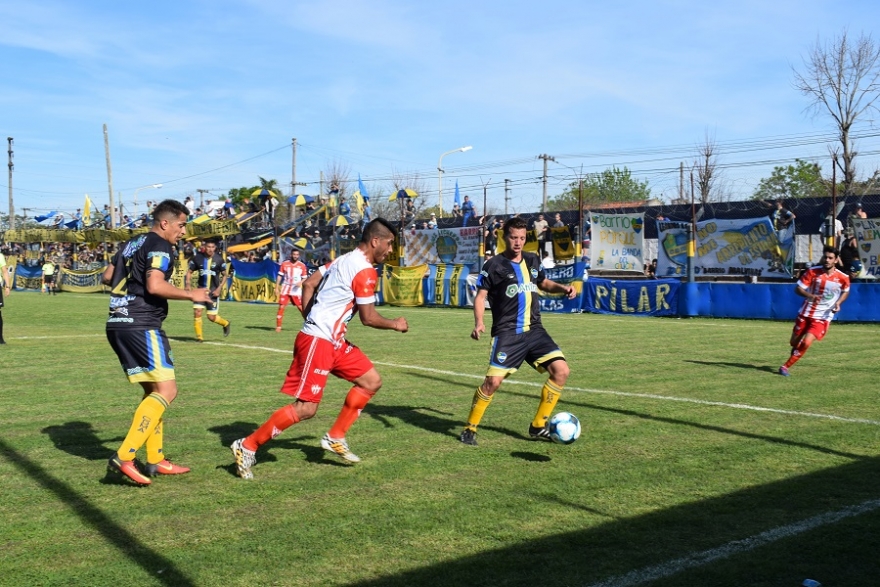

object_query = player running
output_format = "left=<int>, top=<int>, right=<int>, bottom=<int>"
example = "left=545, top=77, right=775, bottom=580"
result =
left=230, top=218, right=408, bottom=479
left=779, top=245, right=850, bottom=376
left=459, top=216, right=578, bottom=446
left=104, top=199, right=211, bottom=486
left=275, top=248, right=308, bottom=331
left=185, top=240, right=231, bottom=342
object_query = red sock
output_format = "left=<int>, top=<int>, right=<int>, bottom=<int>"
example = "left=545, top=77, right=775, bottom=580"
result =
left=783, top=339, right=812, bottom=369
left=245, top=404, right=300, bottom=451
left=276, top=304, right=286, bottom=328
left=328, top=387, right=375, bottom=439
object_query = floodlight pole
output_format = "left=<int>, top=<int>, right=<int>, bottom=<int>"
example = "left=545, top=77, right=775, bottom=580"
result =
left=438, top=146, right=472, bottom=218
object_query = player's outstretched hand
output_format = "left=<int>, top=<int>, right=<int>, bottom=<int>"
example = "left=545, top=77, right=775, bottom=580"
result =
left=471, top=323, right=485, bottom=341
left=192, top=287, right=212, bottom=304
left=394, top=317, right=409, bottom=333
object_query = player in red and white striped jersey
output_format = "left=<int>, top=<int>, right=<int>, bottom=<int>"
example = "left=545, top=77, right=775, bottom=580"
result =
left=275, top=249, right=309, bottom=331
left=231, top=219, right=408, bottom=478
left=779, top=245, right=850, bottom=376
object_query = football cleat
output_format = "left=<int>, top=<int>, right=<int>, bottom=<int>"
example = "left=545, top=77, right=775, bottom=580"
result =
left=107, top=456, right=151, bottom=486
left=321, top=433, right=361, bottom=463
left=778, top=366, right=790, bottom=377
left=528, top=424, right=553, bottom=441
left=223, top=322, right=231, bottom=338
left=230, top=438, right=256, bottom=480
left=143, top=459, right=191, bottom=477
left=459, top=428, right=478, bottom=446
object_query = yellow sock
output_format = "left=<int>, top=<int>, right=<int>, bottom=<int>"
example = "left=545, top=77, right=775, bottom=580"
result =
left=116, top=393, right=168, bottom=461
left=531, top=380, right=563, bottom=429
left=145, top=418, right=164, bottom=464
left=213, top=316, right=229, bottom=328
left=194, top=316, right=203, bottom=340
left=465, top=387, right=494, bottom=431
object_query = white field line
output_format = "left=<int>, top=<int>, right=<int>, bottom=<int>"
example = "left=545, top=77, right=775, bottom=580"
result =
left=205, top=341, right=880, bottom=427
left=11, top=334, right=105, bottom=340
left=586, top=498, right=880, bottom=587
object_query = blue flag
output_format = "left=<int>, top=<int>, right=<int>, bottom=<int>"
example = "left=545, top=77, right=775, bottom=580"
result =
left=35, top=211, right=58, bottom=222
left=454, top=180, right=461, bottom=206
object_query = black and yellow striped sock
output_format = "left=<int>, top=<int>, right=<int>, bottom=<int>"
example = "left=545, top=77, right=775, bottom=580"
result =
left=531, top=380, right=563, bottom=429
left=116, top=393, right=168, bottom=461
left=465, top=387, right=494, bottom=431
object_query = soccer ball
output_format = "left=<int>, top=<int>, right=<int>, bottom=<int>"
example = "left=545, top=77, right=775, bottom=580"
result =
left=547, top=412, right=581, bottom=445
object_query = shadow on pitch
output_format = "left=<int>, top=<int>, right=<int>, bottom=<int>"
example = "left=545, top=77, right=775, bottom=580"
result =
left=243, top=325, right=279, bottom=331
left=0, top=438, right=196, bottom=586
left=41, top=421, right=122, bottom=461
left=684, top=359, right=778, bottom=373
left=503, top=389, right=866, bottom=461
left=208, top=422, right=348, bottom=477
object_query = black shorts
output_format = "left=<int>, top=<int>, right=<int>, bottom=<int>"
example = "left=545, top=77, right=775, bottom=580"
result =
left=193, top=295, right=220, bottom=314
left=43, top=274, right=55, bottom=284
left=106, top=329, right=175, bottom=383
left=487, top=327, right=565, bottom=377
left=0, top=286, right=4, bottom=309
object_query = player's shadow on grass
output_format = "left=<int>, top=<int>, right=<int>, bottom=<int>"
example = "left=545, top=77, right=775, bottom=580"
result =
left=684, top=359, right=778, bottom=373
left=244, top=325, right=278, bottom=331
left=506, top=389, right=866, bottom=461
left=364, top=404, right=530, bottom=445
left=208, top=422, right=347, bottom=477
left=41, top=421, right=122, bottom=461
left=0, top=438, right=196, bottom=587
left=404, top=371, right=480, bottom=390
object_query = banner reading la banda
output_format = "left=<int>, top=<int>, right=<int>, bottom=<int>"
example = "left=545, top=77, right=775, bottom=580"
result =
left=590, top=213, right=645, bottom=272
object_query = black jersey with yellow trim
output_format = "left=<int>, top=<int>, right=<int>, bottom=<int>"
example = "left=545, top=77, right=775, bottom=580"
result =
left=476, top=251, right=546, bottom=337
left=106, top=232, right=175, bottom=330
left=188, top=253, right=226, bottom=290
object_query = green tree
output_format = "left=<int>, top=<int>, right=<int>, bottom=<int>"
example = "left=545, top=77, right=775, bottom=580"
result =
left=752, top=159, right=828, bottom=200
left=548, top=166, right=650, bottom=211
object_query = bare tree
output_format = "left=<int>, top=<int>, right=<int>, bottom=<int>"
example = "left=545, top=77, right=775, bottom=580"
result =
left=322, top=159, right=352, bottom=215
left=693, top=132, right=718, bottom=204
left=793, top=30, right=880, bottom=196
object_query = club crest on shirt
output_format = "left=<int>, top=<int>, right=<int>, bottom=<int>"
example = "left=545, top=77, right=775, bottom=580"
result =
left=530, top=268, right=538, bottom=279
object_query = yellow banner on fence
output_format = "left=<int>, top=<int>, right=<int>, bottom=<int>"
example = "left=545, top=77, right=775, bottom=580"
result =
left=59, top=266, right=106, bottom=293
left=381, top=264, right=426, bottom=307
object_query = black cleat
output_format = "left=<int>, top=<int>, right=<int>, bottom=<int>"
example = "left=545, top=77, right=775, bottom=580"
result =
left=459, top=428, right=478, bottom=446
left=528, top=424, right=552, bottom=441
left=223, top=322, right=231, bottom=338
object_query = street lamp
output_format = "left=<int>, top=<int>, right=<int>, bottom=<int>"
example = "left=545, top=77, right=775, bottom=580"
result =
left=437, top=146, right=472, bottom=218
left=132, top=183, right=163, bottom=217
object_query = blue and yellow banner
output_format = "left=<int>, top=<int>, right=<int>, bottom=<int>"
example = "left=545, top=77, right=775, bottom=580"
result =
left=423, top=264, right=471, bottom=306
left=381, top=264, right=426, bottom=307
left=538, top=262, right=585, bottom=313
left=230, top=258, right=278, bottom=303
left=584, top=277, right=680, bottom=316
left=59, top=267, right=105, bottom=293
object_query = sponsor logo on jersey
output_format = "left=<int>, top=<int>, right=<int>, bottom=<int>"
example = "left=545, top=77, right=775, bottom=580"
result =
left=313, top=368, right=330, bottom=375
left=311, top=384, right=322, bottom=395
left=505, top=282, right=538, bottom=297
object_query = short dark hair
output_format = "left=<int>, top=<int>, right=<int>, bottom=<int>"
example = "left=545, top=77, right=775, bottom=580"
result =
left=502, top=216, right=528, bottom=237
left=152, top=199, right=189, bottom=222
left=823, top=244, right=839, bottom=257
left=361, top=217, right=398, bottom=243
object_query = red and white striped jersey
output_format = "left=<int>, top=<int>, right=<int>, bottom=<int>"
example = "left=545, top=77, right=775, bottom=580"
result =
left=301, top=248, right=377, bottom=348
left=797, top=265, right=850, bottom=321
left=277, top=260, right=308, bottom=297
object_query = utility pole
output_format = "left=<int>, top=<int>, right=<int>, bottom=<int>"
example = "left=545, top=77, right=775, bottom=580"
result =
left=290, top=137, right=297, bottom=221
left=538, top=154, right=556, bottom=213
left=103, top=124, right=116, bottom=228
left=504, top=179, right=510, bottom=217
left=6, top=137, right=13, bottom=230
left=679, top=162, right=684, bottom=202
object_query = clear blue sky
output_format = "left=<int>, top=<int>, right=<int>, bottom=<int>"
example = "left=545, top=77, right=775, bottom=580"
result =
left=2, top=0, right=879, bottom=218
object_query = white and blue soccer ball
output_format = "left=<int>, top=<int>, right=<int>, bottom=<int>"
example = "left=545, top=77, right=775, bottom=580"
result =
left=548, top=412, right=581, bottom=445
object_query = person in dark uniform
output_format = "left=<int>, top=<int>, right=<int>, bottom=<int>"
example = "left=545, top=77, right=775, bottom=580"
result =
left=185, top=240, right=231, bottom=342
left=103, top=199, right=211, bottom=486
left=459, top=216, right=577, bottom=446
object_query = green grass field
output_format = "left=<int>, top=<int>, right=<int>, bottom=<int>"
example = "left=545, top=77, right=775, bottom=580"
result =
left=1, top=291, right=879, bottom=587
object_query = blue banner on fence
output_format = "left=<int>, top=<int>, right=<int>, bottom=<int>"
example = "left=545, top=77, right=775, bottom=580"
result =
left=583, top=277, right=680, bottom=316
left=423, top=264, right=471, bottom=306
left=538, top=262, right=587, bottom=313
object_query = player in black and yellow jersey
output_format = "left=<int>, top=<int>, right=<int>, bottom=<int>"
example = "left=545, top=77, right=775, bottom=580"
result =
left=185, top=240, right=231, bottom=341
left=460, top=216, right=577, bottom=446
left=103, top=199, right=211, bottom=485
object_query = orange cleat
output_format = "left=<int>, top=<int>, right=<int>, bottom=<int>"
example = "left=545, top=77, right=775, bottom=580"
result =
left=143, top=459, right=191, bottom=477
left=107, top=456, right=152, bottom=486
